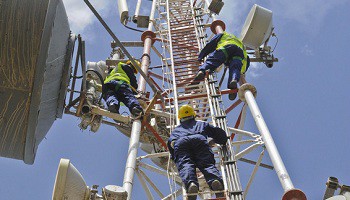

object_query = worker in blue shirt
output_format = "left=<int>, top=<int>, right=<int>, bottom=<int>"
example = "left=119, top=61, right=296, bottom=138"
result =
left=168, top=105, right=227, bottom=199
left=103, top=60, right=144, bottom=117
left=192, top=31, right=250, bottom=100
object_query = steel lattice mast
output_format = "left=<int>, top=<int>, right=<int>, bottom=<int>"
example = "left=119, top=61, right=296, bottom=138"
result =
left=63, top=0, right=307, bottom=199
left=118, top=0, right=307, bottom=199
left=0, top=0, right=308, bottom=199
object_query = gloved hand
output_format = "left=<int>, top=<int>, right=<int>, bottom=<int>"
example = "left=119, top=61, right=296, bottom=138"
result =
left=170, top=141, right=175, bottom=149
left=220, top=136, right=231, bottom=147
left=134, top=90, right=142, bottom=98
left=208, top=138, right=216, bottom=147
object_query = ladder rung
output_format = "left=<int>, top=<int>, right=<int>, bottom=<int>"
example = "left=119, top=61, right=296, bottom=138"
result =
left=173, top=64, right=198, bottom=69
left=169, top=14, right=192, bottom=19
left=228, top=191, right=244, bottom=195
left=173, top=52, right=198, bottom=56
left=172, top=35, right=197, bottom=39
left=173, top=47, right=197, bottom=52
left=177, top=90, right=207, bottom=97
left=171, top=27, right=195, bottom=31
left=174, top=60, right=199, bottom=64
left=173, top=56, right=198, bottom=60
left=224, top=160, right=236, bottom=164
left=176, top=84, right=204, bottom=89
left=172, top=42, right=198, bottom=47
left=214, top=115, right=226, bottom=119
left=173, top=72, right=197, bottom=78
left=211, top=94, right=221, bottom=98
left=173, top=39, right=198, bottom=44
left=173, top=57, right=198, bottom=62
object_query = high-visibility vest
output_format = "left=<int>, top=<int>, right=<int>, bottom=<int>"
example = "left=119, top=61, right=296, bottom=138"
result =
left=216, top=32, right=244, bottom=50
left=104, top=62, right=131, bottom=85
left=241, top=46, right=248, bottom=74
left=217, top=32, right=248, bottom=74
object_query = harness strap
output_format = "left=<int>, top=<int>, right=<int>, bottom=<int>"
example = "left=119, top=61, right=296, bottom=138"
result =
left=219, top=47, right=243, bottom=63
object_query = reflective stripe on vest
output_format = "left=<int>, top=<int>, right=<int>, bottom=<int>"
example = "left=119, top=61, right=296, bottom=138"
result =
left=104, top=62, right=131, bottom=85
left=220, top=45, right=248, bottom=74
left=241, top=46, right=247, bottom=74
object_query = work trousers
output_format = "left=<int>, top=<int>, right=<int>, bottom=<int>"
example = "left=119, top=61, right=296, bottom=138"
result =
left=103, top=81, right=142, bottom=113
left=173, top=134, right=223, bottom=190
left=199, top=45, right=244, bottom=88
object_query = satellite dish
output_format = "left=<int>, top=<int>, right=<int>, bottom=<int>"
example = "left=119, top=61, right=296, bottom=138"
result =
left=0, top=0, right=72, bottom=164
left=240, top=4, right=273, bottom=49
left=52, top=159, right=90, bottom=200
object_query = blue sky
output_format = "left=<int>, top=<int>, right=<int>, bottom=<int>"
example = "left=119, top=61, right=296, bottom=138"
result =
left=1, top=0, right=350, bottom=199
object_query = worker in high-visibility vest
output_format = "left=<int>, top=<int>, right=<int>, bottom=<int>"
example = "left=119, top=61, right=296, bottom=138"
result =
left=192, top=31, right=250, bottom=100
left=103, top=60, right=143, bottom=117
left=168, top=105, right=227, bottom=200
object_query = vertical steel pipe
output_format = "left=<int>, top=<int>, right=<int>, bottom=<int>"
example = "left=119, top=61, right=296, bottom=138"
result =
left=122, top=1, right=157, bottom=199
left=122, top=31, right=154, bottom=200
left=241, top=85, right=307, bottom=200
left=244, top=89, right=294, bottom=190
left=133, top=0, right=142, bottom=23
left=122, top=120, right=142, bottom=198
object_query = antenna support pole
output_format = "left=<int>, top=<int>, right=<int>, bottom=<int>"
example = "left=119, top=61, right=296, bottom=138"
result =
left=238, top=83, right=307, bottom=200
left=122, top=1, right=158, bottom=199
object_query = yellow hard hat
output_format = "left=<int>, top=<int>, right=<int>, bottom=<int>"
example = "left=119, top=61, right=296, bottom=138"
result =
left=178, top=105, right=195, bottom=119
left=126, top=60, right=140, bottom=74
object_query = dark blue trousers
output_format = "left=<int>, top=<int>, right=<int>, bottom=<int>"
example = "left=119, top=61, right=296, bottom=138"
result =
left=199, top=45, right=244, bottom=88
left=103, top=81, right=142, bottom=113
left=173, top=134, right=223, bottom=190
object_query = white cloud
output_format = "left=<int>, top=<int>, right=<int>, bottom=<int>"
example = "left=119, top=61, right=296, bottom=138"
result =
left=246, top=62, right=263, bottom=79
left=219, top=1, right=254, bottom=35
left=266, top=0, right=347, bottom=33
left=219, top=1, right=346, bottom=79
left=301, top=44, right=314, bottom=56
left=220, top=0, right=348, bottom=34
left=63, top=0, right=114, bottom=34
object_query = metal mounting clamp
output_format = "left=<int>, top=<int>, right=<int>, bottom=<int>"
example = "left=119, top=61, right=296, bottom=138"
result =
left=238, top=83, right=257, bottom=102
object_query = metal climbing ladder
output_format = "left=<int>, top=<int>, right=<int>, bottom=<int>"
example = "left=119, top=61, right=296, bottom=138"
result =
left=154, top=0, right=243, bottom=199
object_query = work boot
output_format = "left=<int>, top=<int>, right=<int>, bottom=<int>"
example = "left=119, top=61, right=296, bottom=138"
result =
left=187, top=182, right=198, bottom=200
left=211, top=180, right=224, bottom=198
left=190, top=70, right=205, bottom=85
left=108, top=104, right=122, bottom=123
left=131, top=107, right=144, bottom=118
left=228, top=80, right=238, bottom=101
left=108, top=104, right=119, bottom=114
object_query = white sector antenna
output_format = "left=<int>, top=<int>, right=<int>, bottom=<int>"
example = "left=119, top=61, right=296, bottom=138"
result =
left=326, top=196, right=347, bottom=200
left=240, top=4, right=273, bottom=49
left=117, top=0, right=129, bottom=25
left=52, top=159, right=90, bottom=200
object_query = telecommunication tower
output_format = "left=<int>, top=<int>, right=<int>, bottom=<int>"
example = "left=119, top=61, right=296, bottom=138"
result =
left=0, top=0, right=307, bottom=199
